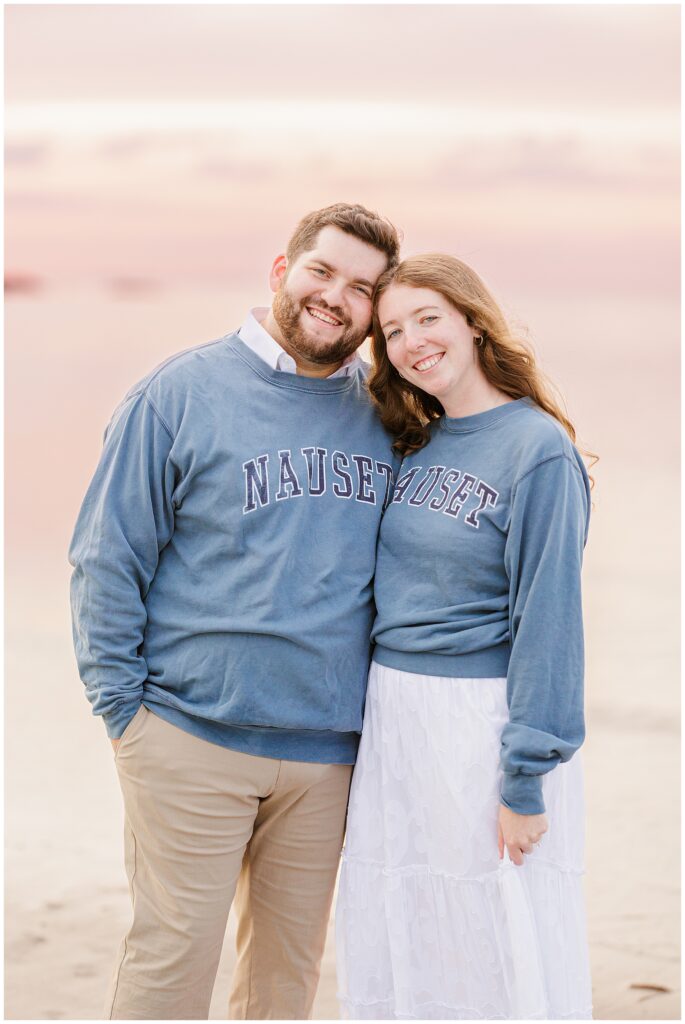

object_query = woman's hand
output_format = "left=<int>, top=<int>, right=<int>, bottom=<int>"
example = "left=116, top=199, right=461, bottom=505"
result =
left=497, top=805, right=548, bottom=866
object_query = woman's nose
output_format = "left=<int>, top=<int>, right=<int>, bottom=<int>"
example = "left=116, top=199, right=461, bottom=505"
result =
left=405, top=328, right=426, bottom=352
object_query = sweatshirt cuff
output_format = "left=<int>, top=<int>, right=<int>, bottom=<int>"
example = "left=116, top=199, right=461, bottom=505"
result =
left=103, top=702, right=142, bottom=739
left=500, top=772, right=545, bottom=815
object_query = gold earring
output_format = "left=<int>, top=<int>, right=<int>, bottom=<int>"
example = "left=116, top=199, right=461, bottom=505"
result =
left=474, top=335, right=484, bottom=347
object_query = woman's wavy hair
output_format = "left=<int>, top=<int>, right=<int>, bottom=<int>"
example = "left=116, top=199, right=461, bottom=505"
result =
left=368, top=254, right=597, bottom=481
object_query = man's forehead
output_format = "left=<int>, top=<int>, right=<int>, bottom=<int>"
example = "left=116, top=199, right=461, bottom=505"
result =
left=302, top=226, right=388, bottom=276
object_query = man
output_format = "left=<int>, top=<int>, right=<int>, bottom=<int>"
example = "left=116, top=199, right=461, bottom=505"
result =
left=69, top=203, right=401, bottom=1020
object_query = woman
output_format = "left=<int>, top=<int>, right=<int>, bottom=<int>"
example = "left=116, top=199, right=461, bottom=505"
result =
left=336, top=255, right=594, bottom=1020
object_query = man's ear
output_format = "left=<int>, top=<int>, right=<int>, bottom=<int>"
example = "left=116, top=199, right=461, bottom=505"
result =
left=268, top=254, right=288, bottom=293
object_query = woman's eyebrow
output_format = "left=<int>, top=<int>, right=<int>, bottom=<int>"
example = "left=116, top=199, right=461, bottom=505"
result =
left=381, top=306, right=439, bottom=329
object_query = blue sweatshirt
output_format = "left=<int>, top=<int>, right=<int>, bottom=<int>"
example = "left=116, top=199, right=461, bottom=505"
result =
left=371, top=398, right=591, bottom=814
left=69, top=334, right=400, bottom=764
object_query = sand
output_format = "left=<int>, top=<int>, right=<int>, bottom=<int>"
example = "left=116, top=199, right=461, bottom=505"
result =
left=5, top=686, right=680, bottom=1020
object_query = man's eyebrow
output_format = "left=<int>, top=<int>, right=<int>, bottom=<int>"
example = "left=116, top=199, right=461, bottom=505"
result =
left=381, top=306, right=440, bottom=330
left=311, top=259, right=374, bottom=289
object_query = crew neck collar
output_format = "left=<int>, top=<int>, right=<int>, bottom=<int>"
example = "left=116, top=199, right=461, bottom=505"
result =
left=238, top=307, right=365, bottom=378
left=224, top=334, right=358, bottom=393
left=439, top=397, right=531, bottom=434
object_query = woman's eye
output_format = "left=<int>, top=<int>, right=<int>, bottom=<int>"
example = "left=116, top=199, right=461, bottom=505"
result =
left=422, top=315, right=438, bottom=324
left=386, top=329, right=400, bottom=341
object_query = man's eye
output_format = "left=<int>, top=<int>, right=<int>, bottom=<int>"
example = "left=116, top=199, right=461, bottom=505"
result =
left=355, top=286, right=371, bottom=296
left=312, top=268, right=327, bottom=276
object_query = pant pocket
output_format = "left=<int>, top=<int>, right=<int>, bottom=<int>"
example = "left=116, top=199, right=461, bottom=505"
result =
left=114, top=705, right=147, bottom=762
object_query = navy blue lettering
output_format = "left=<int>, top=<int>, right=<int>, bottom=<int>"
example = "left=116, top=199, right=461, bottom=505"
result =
left=301, top=447, right=327, bottom=496
left=443, top=473, right=476, bottom=519
left=465, top=480, right=499, bottom=528
left=429, top=469, right=459, bottom=511
left=352, top=455, right=376, bottom=505
left=242, top=455, right=270, bottom=513
left=242, top=447, right=394, bottom=513
left=375, top=461, right=395, bottom=511
left=275, top=449, right=303, bottom=500
left=392, top=466, right=422, bottom=504
left=408, top=466, right=446, bottom=507
left=331, top=451, right=353, bottom=498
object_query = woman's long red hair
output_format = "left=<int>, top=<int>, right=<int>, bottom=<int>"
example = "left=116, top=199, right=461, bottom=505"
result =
left=368, top=254, right=597, bottom=482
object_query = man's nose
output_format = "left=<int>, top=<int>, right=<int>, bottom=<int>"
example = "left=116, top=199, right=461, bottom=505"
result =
left=320, top=278, right=346, bottom=309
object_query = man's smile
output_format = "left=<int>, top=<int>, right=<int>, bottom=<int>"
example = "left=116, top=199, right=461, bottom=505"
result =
left=305, top=306, right=344, bottom=328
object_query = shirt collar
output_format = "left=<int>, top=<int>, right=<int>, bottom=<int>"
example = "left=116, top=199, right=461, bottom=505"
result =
left=238, top=307, right=366, bottom=378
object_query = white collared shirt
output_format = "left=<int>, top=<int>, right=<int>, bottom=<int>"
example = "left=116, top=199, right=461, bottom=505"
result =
left=238, top=307, right=365, bottom=378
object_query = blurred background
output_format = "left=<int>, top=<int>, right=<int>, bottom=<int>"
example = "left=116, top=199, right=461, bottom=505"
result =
left=5, top=4, right=680, bottom=1019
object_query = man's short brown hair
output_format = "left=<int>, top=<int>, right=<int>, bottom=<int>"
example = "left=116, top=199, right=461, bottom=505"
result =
left=286, top=203, right=400, bottom=271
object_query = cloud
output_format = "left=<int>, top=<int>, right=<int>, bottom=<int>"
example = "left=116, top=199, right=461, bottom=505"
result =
left=93, top=132, right=215, bottom=160
left=5, top=5, right=679, bottom=117
left=193, top=158, right=274, bottom=183
left=432, top=135, right=679, bottom=193
left=96, top=134, right=153, bottom=160
left=5, top=191, right=86, bottom=212
left=5, top=141, right=52, bottom=166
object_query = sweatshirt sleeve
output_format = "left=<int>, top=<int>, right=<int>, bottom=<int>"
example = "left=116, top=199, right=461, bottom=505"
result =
left=500, top=453, right=590, bottom=815
left=68, top=390, right=177, bottom=738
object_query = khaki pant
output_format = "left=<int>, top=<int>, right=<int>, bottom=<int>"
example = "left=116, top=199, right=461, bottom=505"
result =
left=105, top=706, right=353, bottom=1020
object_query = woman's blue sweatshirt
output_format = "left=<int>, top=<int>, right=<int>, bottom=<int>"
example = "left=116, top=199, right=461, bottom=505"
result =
left=69, top=334, right=400, bottom=764
left=371, top=398, right=591, bottom=814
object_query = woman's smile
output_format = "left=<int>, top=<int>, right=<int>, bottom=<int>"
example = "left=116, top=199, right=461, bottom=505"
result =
left=413, top=351, right=445, bottom=372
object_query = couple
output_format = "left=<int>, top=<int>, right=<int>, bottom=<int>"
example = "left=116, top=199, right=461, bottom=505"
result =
left=69, top=202, right=593, bottom=1021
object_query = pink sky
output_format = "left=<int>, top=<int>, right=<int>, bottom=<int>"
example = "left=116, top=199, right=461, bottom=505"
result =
left=5, top=4, right=680, bottom=295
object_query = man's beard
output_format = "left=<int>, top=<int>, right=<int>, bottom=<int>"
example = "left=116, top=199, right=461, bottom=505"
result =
left=271, top=287, right=369, bottom=366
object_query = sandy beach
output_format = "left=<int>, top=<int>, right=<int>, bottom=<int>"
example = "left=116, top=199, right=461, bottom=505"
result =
left=5, top=287, right=680, bottom=1019
left=5, top=577, right=679, bottom=1021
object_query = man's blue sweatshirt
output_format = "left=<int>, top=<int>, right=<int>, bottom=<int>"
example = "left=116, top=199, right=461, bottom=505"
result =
left=371, top=398, right=591, bottom=814
left=69, top=334, right=400, bottom=764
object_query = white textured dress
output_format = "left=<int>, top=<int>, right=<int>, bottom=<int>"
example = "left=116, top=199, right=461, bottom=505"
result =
left=335, top=663, right=593, bottom=1020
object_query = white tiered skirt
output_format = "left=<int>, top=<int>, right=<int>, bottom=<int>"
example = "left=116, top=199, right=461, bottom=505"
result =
left=336, top=662, right=593, bottom=1020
